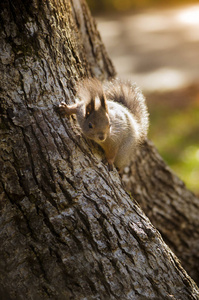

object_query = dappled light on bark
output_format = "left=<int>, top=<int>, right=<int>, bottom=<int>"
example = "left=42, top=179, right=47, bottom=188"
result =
left=0, top=0, right=199, bottom=299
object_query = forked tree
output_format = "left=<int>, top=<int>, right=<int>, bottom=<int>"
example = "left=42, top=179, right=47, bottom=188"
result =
left=0, top=0, right=199, bottom=299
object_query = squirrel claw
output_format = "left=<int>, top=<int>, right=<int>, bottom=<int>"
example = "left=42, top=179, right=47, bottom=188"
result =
left=108, top=163, right=114, bottom=171
left=102, top=158, right=114, bottom=172
left=60, top=102, right=67, bottom=107
left=57, top=102, right=76, bottom=116
left=57, top=102, right=67, bottom=116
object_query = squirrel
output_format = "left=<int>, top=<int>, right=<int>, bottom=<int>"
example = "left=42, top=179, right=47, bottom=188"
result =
left=58, top=78, right=149, bottom=173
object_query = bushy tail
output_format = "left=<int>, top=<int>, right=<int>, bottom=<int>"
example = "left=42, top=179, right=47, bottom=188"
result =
left=104, top=78, right=149, bottom=141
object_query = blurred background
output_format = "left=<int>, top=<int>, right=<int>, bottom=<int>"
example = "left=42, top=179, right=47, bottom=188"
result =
left=87, top=0, right=199, bottom=195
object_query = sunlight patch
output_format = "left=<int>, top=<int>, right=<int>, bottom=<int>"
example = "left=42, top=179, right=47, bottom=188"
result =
left=177, top=5, right=199, bottom=26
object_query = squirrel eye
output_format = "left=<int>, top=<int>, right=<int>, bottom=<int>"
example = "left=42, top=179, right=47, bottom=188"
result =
left=88, top=122, right=93, bottom=129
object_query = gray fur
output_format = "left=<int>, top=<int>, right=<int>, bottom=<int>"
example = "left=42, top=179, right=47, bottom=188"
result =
left=59, top=77, right=149, bottom=171
left=104, top=78, right=149, bottom=142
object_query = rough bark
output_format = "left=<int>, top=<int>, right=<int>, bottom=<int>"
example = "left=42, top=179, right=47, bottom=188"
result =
left=123, top=141, right=199, bottom=284
left=0, top=0, right=199, bottom=299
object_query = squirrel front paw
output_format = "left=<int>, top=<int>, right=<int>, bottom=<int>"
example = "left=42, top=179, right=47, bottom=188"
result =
left=57, top=102, right=78, bottom=116
left=108, top=163, right=114, bottom=171
left=102, top=158, right=114, bottom=172
left=57, top=102, right=68, bottom=116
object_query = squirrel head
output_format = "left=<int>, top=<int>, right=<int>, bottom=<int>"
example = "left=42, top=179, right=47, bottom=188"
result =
left=77, top=78, right=111, bottom=143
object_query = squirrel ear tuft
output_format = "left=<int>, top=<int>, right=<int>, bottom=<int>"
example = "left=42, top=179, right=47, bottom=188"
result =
left=85, top=98, right=95, bottom=118
left=100, top=93, right=108, bottom=112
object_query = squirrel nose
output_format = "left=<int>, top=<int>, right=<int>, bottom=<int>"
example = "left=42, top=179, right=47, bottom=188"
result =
left=99, top=134, right=105, bottom=141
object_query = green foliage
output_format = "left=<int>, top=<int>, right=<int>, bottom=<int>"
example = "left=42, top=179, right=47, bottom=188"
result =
left=147, top=85, right=199, bottom=195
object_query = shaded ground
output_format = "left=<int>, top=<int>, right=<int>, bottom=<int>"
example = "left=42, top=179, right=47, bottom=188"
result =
left=96, top=4, right=199, bottom=194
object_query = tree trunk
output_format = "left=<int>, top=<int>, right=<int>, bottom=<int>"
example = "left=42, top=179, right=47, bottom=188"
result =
left=123, top=140, right=199, bottom=285
left=0, top=0, right=199, bottom=299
